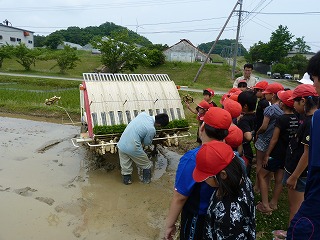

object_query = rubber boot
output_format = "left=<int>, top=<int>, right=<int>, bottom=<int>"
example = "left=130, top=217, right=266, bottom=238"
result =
left=122, top=175, right=132, bottom=185
left=142, top=168, right=151, bottom=184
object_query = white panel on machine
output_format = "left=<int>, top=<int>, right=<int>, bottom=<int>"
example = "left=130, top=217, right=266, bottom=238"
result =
left=81, top=73, right=185, bottom=128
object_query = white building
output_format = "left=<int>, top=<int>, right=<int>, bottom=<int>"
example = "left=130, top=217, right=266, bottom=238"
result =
left=0, top=23, right=34, bottom=48
left=163, top=39, right=210, bottom=63
left=57, top=41, right=83, bottom=50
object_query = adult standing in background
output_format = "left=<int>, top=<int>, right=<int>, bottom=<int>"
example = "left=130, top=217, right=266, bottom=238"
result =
left=117, top=112, right=169, bottom=185
left=233, top=63, right=258, bottom=88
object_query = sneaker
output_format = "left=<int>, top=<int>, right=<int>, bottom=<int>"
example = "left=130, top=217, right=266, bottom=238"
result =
left=142, top=168, right=151, bottom=184
left=122, top=175, right=132, bottom=185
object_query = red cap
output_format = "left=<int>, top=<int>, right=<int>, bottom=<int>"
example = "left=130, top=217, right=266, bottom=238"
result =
left=204, top=88, right=214, bottom=96
left=262, top=83, right=284, bottom=94
left=253, top=81, right=269, bottom=90
left=288, top=84, right=319, bottom=100
left=277, top=90, right=294, bottom=108
left=197, top=100, right=211, bottom=110
left=229, top=91, right=242, bottom=102
left=225, top=125, right=243, bottom=148
left=220, top=93, right=229, bottom=105
left=193, top=141, right=235, bottom=182
left=203, top=107, right=232, bottom=129
left=228, top=88, right=241, bottom=94
left=223, top=98, right=242, bottom=118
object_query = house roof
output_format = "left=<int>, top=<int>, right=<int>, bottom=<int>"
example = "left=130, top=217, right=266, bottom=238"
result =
left=165, top=39, right=209, bottom=57
left=0, top=24, right=34, bottom=33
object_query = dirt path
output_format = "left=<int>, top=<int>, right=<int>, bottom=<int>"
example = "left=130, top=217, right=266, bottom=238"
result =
left=0, top=116, right=181, bottom=240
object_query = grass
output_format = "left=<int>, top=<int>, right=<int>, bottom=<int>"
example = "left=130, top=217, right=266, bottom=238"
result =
left=134, top=62, right=233, bottom=91
left=0, top=54, right=292, bottom=239
left=253, top=171, right=290, bottom=239
left=0, top=75, right=80, bottom=120
left=1, top=50, right=101, bottom=78
left=1, top=51, right=235, bottom=90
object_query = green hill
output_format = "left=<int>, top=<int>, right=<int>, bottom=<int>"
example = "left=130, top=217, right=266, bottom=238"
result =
left=34, top=22, right=153, bottom=48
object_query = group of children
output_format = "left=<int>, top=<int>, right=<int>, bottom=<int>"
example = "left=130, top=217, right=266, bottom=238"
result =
left=164, top=51, right=320, bottom=240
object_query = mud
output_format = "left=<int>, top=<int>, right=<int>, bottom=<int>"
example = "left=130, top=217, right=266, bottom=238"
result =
left=0, top=116, right=182, bottom=240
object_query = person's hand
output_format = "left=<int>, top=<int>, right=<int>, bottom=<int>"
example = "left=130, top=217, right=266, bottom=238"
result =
left=262, top=155, right=269, bottom=167
left=164, top=224, right=176, bottom=240
left=286, top=175, right=298, bottom=190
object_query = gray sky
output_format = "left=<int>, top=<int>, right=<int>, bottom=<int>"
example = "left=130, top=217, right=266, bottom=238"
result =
left=1, top=0, right=319, bottom=52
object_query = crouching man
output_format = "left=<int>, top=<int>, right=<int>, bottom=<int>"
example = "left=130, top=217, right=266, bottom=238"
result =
left=117, top=112, right=169, bottom=185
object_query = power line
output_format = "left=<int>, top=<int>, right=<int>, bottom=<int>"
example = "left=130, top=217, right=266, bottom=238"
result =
left=0, top=0, right=212, bottom=12
left=125, top=17, right=228, bottom=27
left=250, top=11, right=320, bottom=15
left=139, top=27, right=236, bottom=34
left=15, top=10, right=319, bottom=32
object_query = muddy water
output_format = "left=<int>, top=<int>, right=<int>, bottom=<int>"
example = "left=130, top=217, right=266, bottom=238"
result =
left=0, top=116, right=182, bottom=240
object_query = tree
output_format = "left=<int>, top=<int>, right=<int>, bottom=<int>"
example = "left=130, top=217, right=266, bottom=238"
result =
left=244, top=41, right=268, bottom=63
left=93, top=31, right=144, bottom=73
left=51, top=45, right=80, bottom=73
left=198, top=39, right=248, bottom=56
left=41, top=21, right=152, bottom=48
left=284, top=54, right=309, bottom=75
left=294, top=37, right=311, bottom=53
left=271, top=63, right=289, bottom=76
left=143, top=48, right=165, bottom=67
left=44, top=32, right=64, bottom=49
left=34, top=35, right=47, bottom=47
left=0, top=44, right=14, bottom=68
left=13, top=44, right=41, bottom=70
left=265, top=25, right=295, bottom=64
left=246, top=25, right=295, bottom=64
left=151, top=44, right=169, bottom=51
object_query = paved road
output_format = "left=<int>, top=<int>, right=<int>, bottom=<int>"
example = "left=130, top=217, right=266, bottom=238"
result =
left=0, top=72, right=298, bottom=93
left=0, top=72, right=82, bottom=81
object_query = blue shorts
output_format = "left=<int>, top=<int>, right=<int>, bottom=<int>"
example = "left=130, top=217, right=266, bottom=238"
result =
left=282, top=171, right=307, bottom=192
left=255, top=138, right=269, bottom=152
left=263, top=157, right=284, bottom=172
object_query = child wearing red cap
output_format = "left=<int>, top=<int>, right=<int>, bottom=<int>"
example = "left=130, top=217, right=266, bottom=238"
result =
left=236, top=90, right=257, bottom=177
left=186, top=100, right=211, bottom=143
left=225, top=124, right=248, bottom=170
left=253, top=81, right=270, bottom=135
left=192, top=141, right=255, bottom=239
left=164, top=107, right=232, bottom=240
left=184, top=88, right=216, bottom=116
left=256, top=90, right=299, bottom=215
left=254, top=83, right=284, bottom=192
left=203, top=88, right=217, bottom=107
left=223, top=98, right=242, bottom=120
left=223, top=99, right=246, bottom=166
left=287, top=51, right=320, bottom=239
left=282, top=84, right=319, bottom=224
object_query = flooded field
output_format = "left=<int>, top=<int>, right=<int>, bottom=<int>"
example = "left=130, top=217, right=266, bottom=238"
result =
left=0, top=115, right=182, bottom=240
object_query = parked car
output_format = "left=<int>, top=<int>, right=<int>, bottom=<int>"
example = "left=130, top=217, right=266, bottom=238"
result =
left=283, top=73, right=293, bottom=79
left=272, top=73, right=281, bottom=79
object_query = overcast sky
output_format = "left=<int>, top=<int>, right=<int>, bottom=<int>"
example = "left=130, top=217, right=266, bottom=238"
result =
left=1, top=0, right=319, bottom=52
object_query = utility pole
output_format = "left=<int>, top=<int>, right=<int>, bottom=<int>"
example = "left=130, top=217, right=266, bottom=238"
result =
left=231, top=0, right=243, bottom=80
left=193, top=0, right=240, bottom=82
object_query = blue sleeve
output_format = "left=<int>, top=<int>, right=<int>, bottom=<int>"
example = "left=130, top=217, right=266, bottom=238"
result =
left=143, top=128, right=156, bottom=146
left=264, top=105, right=274, bottom=117
left=174, top=147, right=200, bottom=196
left=310, top=110, right=320, bottom=167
